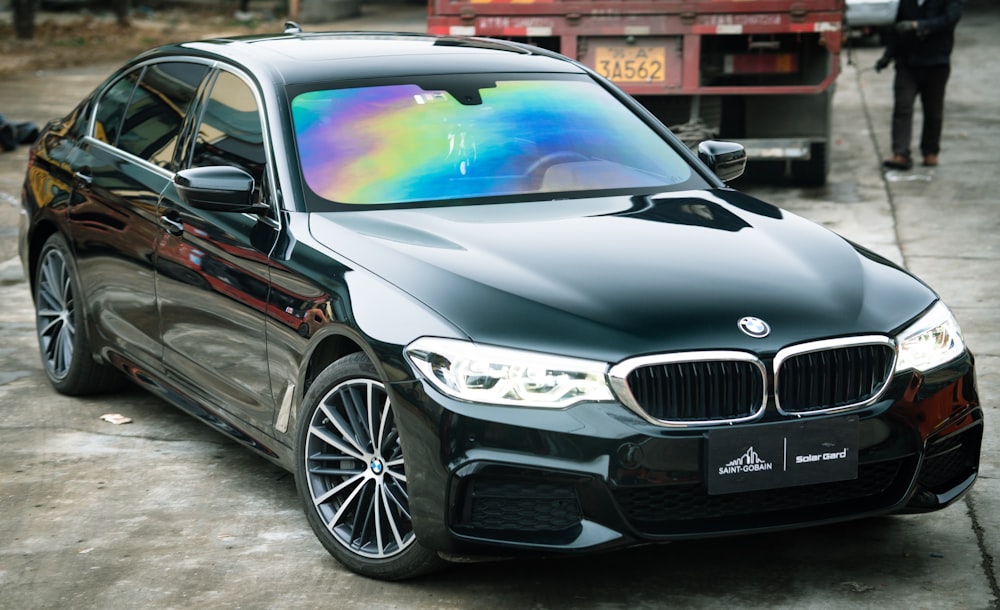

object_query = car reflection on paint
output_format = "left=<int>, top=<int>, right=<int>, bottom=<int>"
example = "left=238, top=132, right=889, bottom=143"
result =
left=18, top=28, right=982, bottom=580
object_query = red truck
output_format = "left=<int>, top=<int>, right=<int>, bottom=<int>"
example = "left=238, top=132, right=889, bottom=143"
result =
left=427, top=0, right=844, bottom=186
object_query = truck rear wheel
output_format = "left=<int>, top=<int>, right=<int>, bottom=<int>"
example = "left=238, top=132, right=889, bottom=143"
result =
left=790, top=142, right=828, bottom=187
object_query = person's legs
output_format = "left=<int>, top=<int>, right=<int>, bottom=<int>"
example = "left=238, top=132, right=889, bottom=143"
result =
left=890, top=64, right=919, bottom=161
left=919, top=64, right=951, bottom=163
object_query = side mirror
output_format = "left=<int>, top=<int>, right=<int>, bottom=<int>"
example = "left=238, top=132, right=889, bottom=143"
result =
left=174, top=166, right=265, bottom=213
left=697, top=140, right=747, bottom=183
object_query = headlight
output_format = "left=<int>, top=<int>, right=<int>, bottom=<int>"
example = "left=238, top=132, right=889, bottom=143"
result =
left=894, top=301, right=967, bottom=373
left=405, top=337, right=614, bottom=408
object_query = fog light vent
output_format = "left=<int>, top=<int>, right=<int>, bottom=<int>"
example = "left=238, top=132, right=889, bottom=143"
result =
left=463, top=479, right=582, bottom=532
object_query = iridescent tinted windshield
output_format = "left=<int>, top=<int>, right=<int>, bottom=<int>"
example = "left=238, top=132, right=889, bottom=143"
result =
left=292, top=78, right=691, bottom=205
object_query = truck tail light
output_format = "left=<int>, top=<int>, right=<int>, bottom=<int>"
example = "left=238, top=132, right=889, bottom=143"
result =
left=723, top=53, right=799, bottom=75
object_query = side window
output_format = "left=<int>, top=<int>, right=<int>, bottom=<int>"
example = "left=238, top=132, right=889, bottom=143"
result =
left=191, top=71, right=266, bottom=190
left=92, top=70, right=139, bottom=145
left=117, top=62, right=210, bottom=168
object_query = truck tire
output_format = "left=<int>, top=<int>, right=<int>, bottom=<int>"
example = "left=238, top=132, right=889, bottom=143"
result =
left=791, top=142, right=828, bottom=187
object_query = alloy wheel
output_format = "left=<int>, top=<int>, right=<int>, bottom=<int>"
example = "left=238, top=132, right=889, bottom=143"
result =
left=36, top=247, right=76, bottom=381
left=303, top=377, right=415, bottom=559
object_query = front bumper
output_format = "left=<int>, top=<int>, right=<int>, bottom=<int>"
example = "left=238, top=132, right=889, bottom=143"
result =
left=392, top=354, right=981, bottom=556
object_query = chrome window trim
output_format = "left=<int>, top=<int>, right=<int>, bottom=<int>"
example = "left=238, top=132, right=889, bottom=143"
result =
left=83, top=57, right=284, bottom=230
left=81, top=136, right=177, bottom=180
left=773, top=334, right=897, bottom=417
left=86, top=57, right=218, bottom=151
left=607, top=350, right=767, bottom=428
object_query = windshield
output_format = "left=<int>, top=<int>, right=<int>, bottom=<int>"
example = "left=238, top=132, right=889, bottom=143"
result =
left=291, top=75, right=693, bottom=206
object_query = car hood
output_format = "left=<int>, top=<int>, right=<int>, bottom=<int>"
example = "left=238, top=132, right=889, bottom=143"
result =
left=309, top=189, right=936, bottom=362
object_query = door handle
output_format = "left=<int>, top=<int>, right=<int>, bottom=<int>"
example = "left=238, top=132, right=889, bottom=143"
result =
left=73, top=171, right=93, bottom=190
left=158, top=213, right=184, bottom=236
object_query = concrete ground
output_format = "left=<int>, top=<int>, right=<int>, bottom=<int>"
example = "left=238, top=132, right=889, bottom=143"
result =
left=0, top=1, right=997, bottom=608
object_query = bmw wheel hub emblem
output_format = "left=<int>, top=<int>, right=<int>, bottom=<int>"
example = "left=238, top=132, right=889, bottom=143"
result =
left=738, top=316, right=771, bottom=338
left=370, top=457, right=384, bottom=475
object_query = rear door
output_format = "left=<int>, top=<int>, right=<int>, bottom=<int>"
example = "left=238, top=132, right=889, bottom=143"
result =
left=69, top=60, right=210, bottom=373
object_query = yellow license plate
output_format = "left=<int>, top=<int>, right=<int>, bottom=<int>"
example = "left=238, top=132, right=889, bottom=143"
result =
left=594, top=46, right=667, bottom=83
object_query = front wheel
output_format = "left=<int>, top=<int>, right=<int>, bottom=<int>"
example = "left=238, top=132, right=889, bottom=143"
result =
left=295, top=352, right=444, bottom=580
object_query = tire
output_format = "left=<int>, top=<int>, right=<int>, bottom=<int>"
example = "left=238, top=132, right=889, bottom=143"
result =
left=742, top=159, right=788, bottom=185
left=34, top=233, right=121, bottom=395
left=295, top=352, right=445, bottom=580
left=790, top=143, right=829, bottom=187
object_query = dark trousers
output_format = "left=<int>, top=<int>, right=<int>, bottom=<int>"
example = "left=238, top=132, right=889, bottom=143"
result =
left=891, top=63, right=951, bottom=158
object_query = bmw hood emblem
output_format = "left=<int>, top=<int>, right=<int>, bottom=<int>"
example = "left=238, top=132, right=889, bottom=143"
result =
left=738, top=316, right=771, bottom=338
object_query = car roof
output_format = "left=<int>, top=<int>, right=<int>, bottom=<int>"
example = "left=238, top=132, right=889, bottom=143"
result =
left=145, top=31, right=585, bottom=86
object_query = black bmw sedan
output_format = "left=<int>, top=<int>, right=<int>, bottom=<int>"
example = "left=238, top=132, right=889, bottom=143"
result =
left=18, top=28, right=981, bottom=580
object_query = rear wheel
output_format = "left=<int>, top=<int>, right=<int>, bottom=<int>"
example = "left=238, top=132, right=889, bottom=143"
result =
left=34, top=233, right=121, bottom=395
left=295, top=352, right=444, bottom=580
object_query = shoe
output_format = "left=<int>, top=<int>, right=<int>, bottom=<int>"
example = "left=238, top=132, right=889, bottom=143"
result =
left=923, top=154, right=939, bottom=167
left=882, top=154, right=912, bottom=170
left=0, top=122, right=15, bottom=152
left=14, top=121, right=39, bottom=145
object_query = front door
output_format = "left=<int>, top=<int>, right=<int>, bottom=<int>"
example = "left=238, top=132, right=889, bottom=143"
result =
left=156, top=69, right=279, bottom=433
